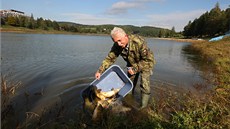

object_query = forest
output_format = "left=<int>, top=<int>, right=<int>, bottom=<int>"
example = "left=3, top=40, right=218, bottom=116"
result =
left=183, top=3, right=230, bottom=38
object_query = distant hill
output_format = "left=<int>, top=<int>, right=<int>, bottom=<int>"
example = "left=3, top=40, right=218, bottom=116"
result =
left=58, top=21, right=84, bottom=26
left=57, top=21, right=175, bottom=37
left=0, top=13, right=178, bottom=38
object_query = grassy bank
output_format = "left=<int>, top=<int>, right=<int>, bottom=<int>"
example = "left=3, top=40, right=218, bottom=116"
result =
left=155, top=37, right=205, bottom=43
left=190, top=36, right=230, bottom=89
left=0, top=25, right=107, bottom=36
left=0, top=25, right=80, bottom=35
left=161, top=36, right=230, bottom=129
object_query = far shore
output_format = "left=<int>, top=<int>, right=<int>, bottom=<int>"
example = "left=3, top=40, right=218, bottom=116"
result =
left=0, top=26, right=109, bottom=36
left=1, top=26, right=205, bottom=43
left=154, top=37, right=205, bottom=43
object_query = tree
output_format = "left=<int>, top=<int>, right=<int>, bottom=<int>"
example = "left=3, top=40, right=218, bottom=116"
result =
left=224, top=7, right=230, bottom=32
left=36, top=17, right=48, bottom=30
left=7, top=16, right=17, bottom=26
left=172, top=26, right=175, bottom=31
left=206, top=2, right=223, bottom=36
left=158, top=30, right=163, bottom=37
left=1, top=17, right=6, bottom=25
left=27, top=14, right=36, bottom=29
left=36, top=17, right=43, bottom=28
left=170, top=26, right=176, bottom=37
left=183, top=2, right=229, bottom=37
left=52, top=21, right=60, bottom=30
left=197, top=12, right=209, bottom=37
left=18, top=16, right=26, bottom=27
left=45, top=19, right=53, bottom=27
left=183, top=21, right=192, bottom=37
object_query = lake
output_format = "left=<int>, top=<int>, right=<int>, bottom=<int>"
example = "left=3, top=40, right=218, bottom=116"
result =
left=1, top=33, right=206, bottom=127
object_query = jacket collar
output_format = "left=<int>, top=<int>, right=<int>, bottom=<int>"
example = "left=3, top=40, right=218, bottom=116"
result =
left=128, top=34, right=135, bottom=51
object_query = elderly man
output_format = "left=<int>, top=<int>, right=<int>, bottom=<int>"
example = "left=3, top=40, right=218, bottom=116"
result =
left=95, top=27, right=155, bottom=109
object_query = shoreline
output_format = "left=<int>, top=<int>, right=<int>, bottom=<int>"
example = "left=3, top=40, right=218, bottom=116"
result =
left=1, top=27, right=205, bottom=43
left=154, top=37, right=206, bottom=43
left=0, top=27, right=109, bottom=36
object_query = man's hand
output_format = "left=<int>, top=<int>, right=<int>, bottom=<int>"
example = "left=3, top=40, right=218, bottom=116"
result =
left=127, top=67, right=135, bottom=75
left=95, top=72, right=101, bottom=80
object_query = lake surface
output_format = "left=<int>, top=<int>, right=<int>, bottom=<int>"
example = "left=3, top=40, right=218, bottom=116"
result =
left=1, top=33, right=206, bottom=127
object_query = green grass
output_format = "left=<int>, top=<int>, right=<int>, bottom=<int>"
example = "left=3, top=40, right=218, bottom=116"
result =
left=0, top=25, right=108, bottom=36
left=191, top=36, right=230, bottom=88
left=1, top=25, right=76, bottom=34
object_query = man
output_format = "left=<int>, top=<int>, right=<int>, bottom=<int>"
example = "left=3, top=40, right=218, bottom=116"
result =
left=95, top=27, right=155, bottom=109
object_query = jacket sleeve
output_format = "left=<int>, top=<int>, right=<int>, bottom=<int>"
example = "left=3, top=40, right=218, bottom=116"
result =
left=97, top=43, right=121, bottom=74
left=132, top=40, right=155, bottom=74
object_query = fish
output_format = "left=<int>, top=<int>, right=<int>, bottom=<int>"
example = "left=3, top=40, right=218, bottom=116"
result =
left=82, top=85, right=124, bottom=121
left=82, top=85, right=133, bottom=123
left=93, top=87, right=120, bottom=108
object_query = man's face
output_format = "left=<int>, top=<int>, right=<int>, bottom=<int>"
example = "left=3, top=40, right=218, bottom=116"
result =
left=112, top=33, right=128, bottom=48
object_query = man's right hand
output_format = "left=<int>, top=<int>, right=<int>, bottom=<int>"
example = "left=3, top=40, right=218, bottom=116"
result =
left=127, top=67, right=135, bottom=75
left=95, top=72, right=101, bottom=80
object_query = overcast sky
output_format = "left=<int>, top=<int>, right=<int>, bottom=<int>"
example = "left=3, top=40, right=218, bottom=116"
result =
left=1, top=0, right=229, bottom=31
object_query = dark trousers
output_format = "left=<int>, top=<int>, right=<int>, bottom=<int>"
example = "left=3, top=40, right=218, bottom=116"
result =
left=128, top=71, right=151, bottom=95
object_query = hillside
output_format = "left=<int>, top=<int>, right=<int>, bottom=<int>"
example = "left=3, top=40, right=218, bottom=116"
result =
left=57, top=21, right=175, bottom=37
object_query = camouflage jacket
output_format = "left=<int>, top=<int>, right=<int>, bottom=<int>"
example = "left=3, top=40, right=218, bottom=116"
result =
left=97, top=34, right=155, bottom=74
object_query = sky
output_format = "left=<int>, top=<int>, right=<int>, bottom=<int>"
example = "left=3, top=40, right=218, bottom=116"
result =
left=1, top=0, right=229, bottom=32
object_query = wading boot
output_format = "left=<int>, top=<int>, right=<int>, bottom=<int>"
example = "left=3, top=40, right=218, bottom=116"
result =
left=140, top=93, right=150, bottom=110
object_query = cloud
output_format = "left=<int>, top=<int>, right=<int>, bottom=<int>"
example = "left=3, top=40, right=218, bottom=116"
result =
left=134, top=0, right=165, bottom=2
left=61, top=12, right=147, bottom=26
left=146, top=9, right=206, bottom=31
left=61, top=13, right=117, bottom=25
left=107, top=0, right=164, bottom=15
left=107, top=1, right=143, bottom=15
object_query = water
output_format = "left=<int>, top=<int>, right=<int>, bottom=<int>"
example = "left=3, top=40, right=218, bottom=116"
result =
left=1, top=33, right=205, bottom=127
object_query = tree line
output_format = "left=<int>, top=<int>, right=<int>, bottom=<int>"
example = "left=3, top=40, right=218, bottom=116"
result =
left=1, top=14, right=60, bottom=31
left=183, top=3, right=230, bottom=38
left=1, top=14, right=178, bottom=38
left=1, top=3, right=229, bottom=38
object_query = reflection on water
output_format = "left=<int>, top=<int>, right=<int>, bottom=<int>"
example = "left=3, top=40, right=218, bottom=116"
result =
left=181, top=45, right=213, bottom=90
left=1, top=33, right=208, bottom=127
left=147, top=39, right=204, bottom=88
